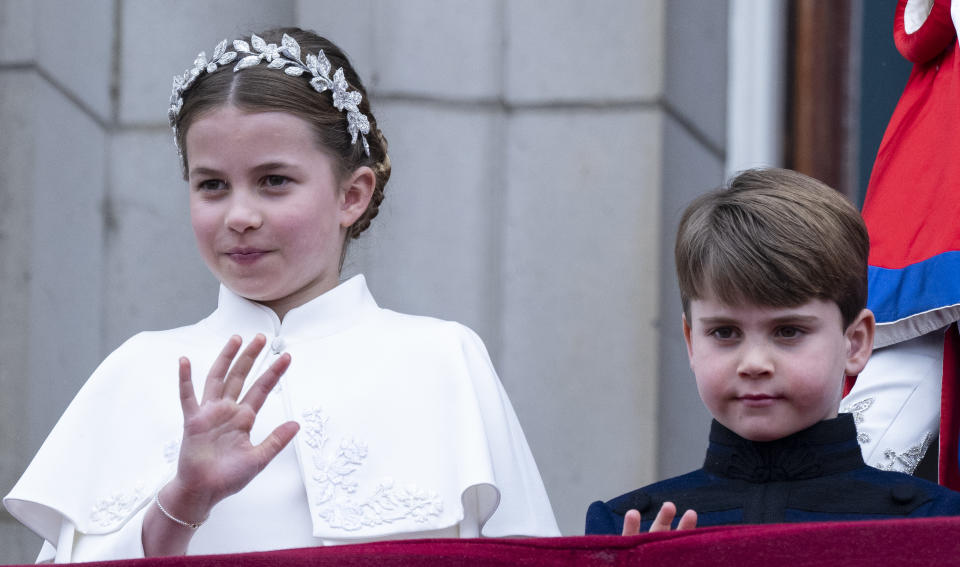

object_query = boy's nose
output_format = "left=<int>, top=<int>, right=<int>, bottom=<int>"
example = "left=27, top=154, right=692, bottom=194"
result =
left=225, top=195, right=263, bottom=233
left=737, top=342, right=774, bottom=378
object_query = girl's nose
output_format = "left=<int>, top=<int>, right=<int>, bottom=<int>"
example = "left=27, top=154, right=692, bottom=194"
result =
left=225, top=194, right=263, bottom=233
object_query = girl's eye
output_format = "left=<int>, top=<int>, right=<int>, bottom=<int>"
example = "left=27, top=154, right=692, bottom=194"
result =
left=263, top=175, right=289, bottom=188
left=197, top=179, right=226, bottom=192
left=709, top=327, right=739, bottom=340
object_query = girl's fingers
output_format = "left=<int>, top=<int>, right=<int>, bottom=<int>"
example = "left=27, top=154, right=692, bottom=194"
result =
left=253, top=421, right=300, bottom=469
left=178, top=357, right=199, bottom=417
left=202, top=335, right=242, bottom=402
left=241, top=353, right=291, bottom=414
left=221, top=334, right=267, bottom=401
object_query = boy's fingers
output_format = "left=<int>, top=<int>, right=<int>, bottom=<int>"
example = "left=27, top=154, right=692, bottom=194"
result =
left=649, top=501, right=677, bottom=532
left=677, top=509, right=698, bottom=530
left=621, top=509, right=642, bottom=536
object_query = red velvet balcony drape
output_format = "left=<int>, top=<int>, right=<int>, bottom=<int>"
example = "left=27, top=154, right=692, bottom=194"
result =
left=7, top=516, right=960, bottom=566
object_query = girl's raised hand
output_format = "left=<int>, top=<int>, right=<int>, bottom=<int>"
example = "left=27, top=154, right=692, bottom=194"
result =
left=144, top=334, right=299, bottom=555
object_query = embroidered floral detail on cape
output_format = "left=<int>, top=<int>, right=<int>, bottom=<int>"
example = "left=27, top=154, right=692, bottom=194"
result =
left=876, top=432, right=934, bottom=475
left=90, top=483, right=148, bottom=528
left=302, top=408, right=443, bottom=531
left=840, top=397, right=875, bottom=444
left=89, top=439, right=180, bottom=529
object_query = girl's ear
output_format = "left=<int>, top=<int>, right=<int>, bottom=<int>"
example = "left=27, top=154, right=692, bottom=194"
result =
left=339, top=165, right=376, bottom=228
left=844, top=308, right=876, bottom=376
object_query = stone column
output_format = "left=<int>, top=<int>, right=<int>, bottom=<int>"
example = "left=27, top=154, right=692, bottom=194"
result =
left=0, top=0, right=112, bottom=558
left=656, top=0, right=729, bottom=479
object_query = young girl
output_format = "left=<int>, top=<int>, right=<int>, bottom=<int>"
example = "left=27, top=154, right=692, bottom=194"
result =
left=4, top=27, right=558, bottom=561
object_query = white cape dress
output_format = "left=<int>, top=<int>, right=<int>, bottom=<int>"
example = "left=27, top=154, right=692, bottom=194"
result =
left=4, top=275, right=559, bottom=561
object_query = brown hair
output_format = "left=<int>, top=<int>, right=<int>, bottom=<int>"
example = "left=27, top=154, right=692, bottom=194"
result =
left=172, top=27, right=390, bottom=241
left=674, top=168, right=869, bottom=329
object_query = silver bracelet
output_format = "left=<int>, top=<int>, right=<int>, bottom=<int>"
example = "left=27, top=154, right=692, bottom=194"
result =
left=154, top=492, right=206, bottom=530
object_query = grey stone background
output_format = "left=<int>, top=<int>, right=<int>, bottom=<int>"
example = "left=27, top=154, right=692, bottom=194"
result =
left=0, top=0, right=731, bottom=562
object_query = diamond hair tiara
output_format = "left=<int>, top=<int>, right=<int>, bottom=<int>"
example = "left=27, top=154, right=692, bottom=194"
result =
left=169, top=33, right=371, bottom=157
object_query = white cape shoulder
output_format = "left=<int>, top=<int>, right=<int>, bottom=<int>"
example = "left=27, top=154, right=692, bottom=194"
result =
left=4, top=328, right=200, bottom=542
left=5, top=277, right=558, bottom=550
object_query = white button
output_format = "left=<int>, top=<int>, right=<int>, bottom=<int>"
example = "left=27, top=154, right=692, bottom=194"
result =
left=270, top=336, right=285, bottom=354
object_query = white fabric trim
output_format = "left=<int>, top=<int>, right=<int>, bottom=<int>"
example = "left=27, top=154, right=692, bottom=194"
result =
left=873, top=304, right=960, bottom=348
left=904, top=0, right=935, bottom=34
left=841, top=329, right=944, bottom=472
left=53, top=522, right=74, bottom=563
left=953, top=0, right=960, bottom=40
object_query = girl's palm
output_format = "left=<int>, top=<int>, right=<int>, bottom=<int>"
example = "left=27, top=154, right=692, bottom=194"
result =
left=174, top=335, right=299, bottom=510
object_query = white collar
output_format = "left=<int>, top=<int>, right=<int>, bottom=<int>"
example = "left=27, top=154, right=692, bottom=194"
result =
left=202, top=274, right=380, bottom=339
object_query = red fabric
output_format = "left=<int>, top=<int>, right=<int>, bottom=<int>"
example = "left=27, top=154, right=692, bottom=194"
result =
left=941, top=323, right=960, bottom=489
left=842, top=374, right=857, bottom=397
left=9, top=519, right=960, bottom=567
left=862, top=0, right=960, bottom=488
left=893, top=0, right=954, bottom=64
left=862, top=0, right=960, bottom=269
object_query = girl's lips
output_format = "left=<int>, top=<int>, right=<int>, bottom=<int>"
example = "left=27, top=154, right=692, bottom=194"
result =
left=225, top=248, right=270, bottom=265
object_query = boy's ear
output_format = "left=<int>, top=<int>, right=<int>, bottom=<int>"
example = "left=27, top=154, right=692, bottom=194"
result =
left=844, top=308, right=876, bottom=376
left=339, top=165, right=376, bottom=228
left=682, top=312, right=694, bottom=363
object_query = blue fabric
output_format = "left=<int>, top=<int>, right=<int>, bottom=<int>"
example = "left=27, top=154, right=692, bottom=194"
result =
left=586, top=415, right=960, bottom=534
left=868, top=251, right=960, bottom=324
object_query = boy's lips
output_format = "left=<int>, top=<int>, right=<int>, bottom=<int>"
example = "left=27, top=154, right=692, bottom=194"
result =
left=736, top=393, right=784, bottom=407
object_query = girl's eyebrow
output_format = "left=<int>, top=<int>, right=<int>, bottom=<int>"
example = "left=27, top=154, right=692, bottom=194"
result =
left=250, top=161, right=298, bottom=173
left=188, top=162, right=301, bottom=178
left=188, top=166, right=222, bottom=178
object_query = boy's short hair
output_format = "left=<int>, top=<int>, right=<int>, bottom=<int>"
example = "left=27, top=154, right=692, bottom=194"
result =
left=675, top=168, right=869, bottom=329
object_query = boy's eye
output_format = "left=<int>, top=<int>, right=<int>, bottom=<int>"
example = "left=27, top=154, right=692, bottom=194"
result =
left=776, top=326, right=804, bottom=339
left=709, top=327, right=738, bottom=340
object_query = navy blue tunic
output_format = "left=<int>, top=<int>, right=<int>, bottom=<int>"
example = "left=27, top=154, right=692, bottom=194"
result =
left=586, top=414, right=960, bottom=534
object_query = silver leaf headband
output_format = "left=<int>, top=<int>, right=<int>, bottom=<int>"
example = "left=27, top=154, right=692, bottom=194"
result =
left=168, top=33, right=371, bottom=158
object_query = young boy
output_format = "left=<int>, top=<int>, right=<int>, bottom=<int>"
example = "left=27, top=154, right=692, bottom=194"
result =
left=586, top=168, right=960, bottom=535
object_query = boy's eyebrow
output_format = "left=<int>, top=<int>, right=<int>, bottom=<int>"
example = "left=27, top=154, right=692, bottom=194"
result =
left=697, top=316, right=738, bottom=325
left=768, top=314, right=820, bottom=324
left=697, top=314, right=821, bottom=325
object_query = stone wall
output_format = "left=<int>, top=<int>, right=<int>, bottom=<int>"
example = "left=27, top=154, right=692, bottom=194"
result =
left=0, top=1, right=729, bottom=562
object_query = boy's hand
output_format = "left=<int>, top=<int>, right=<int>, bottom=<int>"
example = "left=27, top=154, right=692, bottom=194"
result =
left=621, top=501, right=698, bottom=535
